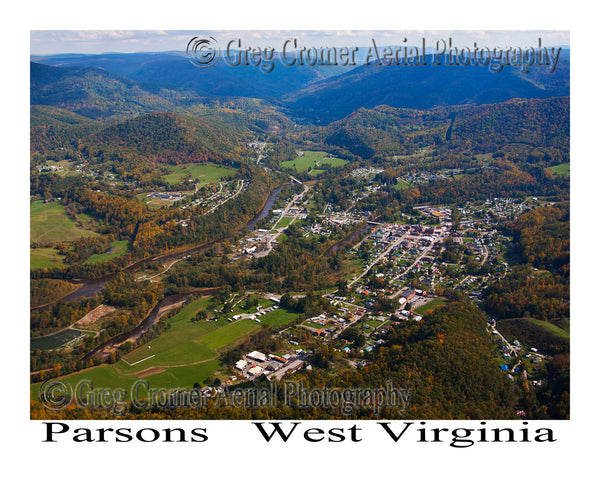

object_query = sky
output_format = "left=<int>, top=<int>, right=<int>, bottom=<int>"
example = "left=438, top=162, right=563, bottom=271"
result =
left=30, top=30, right=570, bottom=56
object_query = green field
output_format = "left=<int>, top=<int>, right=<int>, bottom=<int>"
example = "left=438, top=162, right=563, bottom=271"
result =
left=281, top=151, right=348, bottom=172
left=304, top=321, right=325, bottom=329
left=414, top=297, right=447, bottom=315
left=162, top=163, right=238, bottom=185
left=31, top=359, right=223, bottom=402
left=30, top=247, right=66, bottom=269
left=84, top=240, right=129, bottom=264
left=364, top=319, right=388, bottom=329
left=520, top=317, right=570, bottom=339
left=549, top=163, right=570, bottom=176
left=496, top=317, right=570, bottom=356
left=31, top=200, right=99, bottom=243
left=393, top=180, right=411, bottom=191
left=115, top=297, right=298, bottom=375
left=274, top=216, right=294, bottom=229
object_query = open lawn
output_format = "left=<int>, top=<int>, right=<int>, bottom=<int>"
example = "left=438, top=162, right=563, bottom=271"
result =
left=393, top=180, right=411, bottom=191
left=549, top=163, right=570, bottom=177
left=281, top=151, right=348, bottom=172
left=274, top=216, right=294, bottom=229
left=364, top=319, right=388, bottom=329
left=321, top=157, right=348, bottom=167
left=414, top=297, right=448, bottom=315
left=31, top=200, right=99, bottom=243
left=162, top=163, right=238, bottom=185
left=259, top=308, right=298, bottom=328
left=304, top=321, right=325, bottom=329
left=85, top=240, right=129, bottom=264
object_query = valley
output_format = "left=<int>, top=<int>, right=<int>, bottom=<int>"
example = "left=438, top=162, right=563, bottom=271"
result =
left=29, top=48, right=570, bottom=421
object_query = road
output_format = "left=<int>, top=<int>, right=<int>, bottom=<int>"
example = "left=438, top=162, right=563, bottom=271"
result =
left=349, top=233, right=409, bottom=287
left=137, top=257, right=184, bottom=282
left=205, top=180, right=246, bottom=214
left=490, top=325, right=519, bottom=357
left=480, top=243, right=489, bottom=265
left=389, top=238, right=442, bottom=297
left=253, top=176, right=310, bottom=257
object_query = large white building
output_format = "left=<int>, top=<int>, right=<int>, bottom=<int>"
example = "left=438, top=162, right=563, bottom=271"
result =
left=247, top=365, right=264, bottom=377
left=247, top=351, right=267, bottom=362
left=235, top=360, right=248, bottom=371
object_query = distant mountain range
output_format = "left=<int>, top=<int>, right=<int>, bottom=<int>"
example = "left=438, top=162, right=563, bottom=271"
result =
left=285, top=53, right=569, bottom=122
left=31, top=49, right=569, bottom=124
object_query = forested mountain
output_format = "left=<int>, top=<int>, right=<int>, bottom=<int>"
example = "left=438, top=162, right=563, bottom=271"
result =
left=485, top=202, right=570, bottom=327
left=285, top=55, right=569, bottom=122
left=296, top=97, right=569, bottom=161
left=30, top=62, right=198, bottom=122
left=30, top=105, right=99, bottom=127
left=87, top=112, right=252, bottom=165
left=30, top=105, right=102, bottom=153
left=450, top=97, right=570, bottom=154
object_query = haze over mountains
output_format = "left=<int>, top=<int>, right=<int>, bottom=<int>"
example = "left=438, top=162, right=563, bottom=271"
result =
left=31, top=49, right=569, bottom=123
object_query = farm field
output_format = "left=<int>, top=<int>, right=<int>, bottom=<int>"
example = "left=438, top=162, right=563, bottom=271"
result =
left=281, top=151, right=348, bottom=172
left=162, top=163, right=238, bottom=185
left=30, top=200, right=99, bottom=243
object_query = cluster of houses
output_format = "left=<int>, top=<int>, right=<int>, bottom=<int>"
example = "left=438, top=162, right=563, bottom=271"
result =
left=351, top=167, right=384, bottom=178
left=397, top=167, right=469, bottom=185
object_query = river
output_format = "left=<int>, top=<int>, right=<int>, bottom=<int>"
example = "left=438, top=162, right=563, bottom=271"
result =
left=32, top=183, right=287, bottom=307
left=323, top=223, right=371, bottom=256
left=81, top=288, right=219, bottom=362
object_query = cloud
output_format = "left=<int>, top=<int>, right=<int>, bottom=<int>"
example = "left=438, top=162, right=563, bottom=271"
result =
left=30, top=29, right=570, bottom=55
